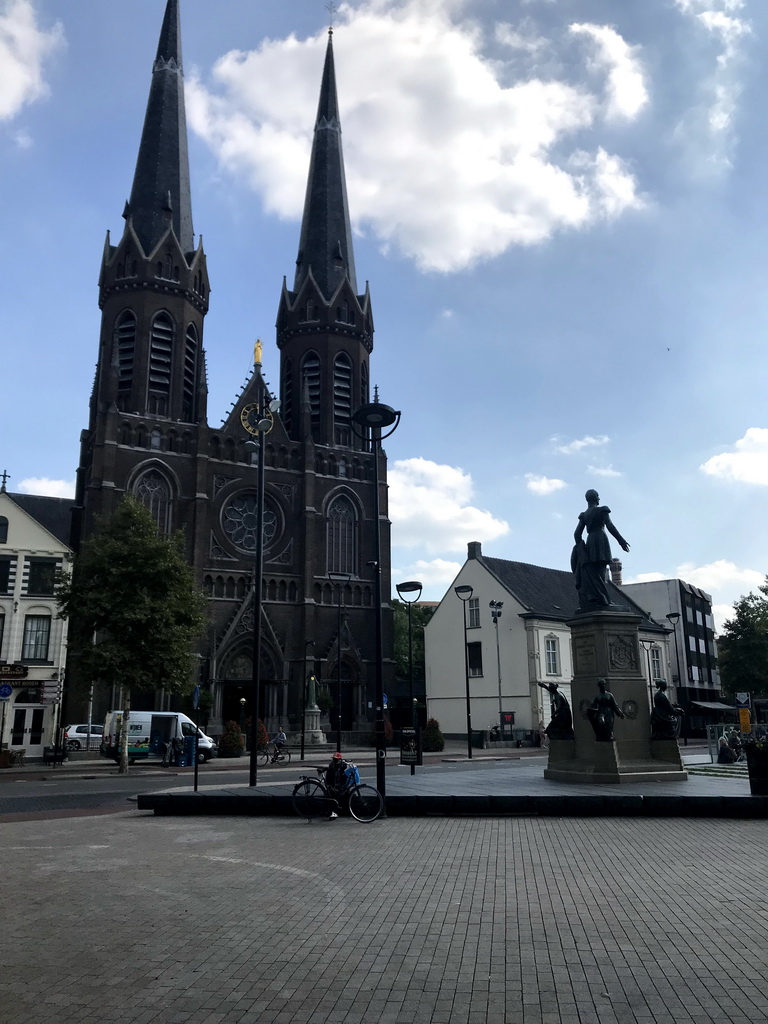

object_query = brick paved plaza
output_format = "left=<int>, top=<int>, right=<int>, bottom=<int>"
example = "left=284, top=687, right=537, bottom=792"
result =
left=1, top=811, right=766, bottom=1024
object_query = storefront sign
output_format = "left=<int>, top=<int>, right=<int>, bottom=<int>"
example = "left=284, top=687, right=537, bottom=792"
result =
left=0, top=665, right=28, bottom=680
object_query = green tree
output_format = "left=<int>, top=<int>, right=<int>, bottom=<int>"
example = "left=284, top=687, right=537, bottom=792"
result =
left=393, top=599, right=434, bottom=682
left=57, top=497, right=207, bottom=773
left=718, top=579, right=768, bottom=698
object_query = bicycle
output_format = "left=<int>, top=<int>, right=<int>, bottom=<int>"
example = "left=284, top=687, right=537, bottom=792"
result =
left=291, top=766, right=384, bottom=823
left=257, top=743, right=292, bottom=766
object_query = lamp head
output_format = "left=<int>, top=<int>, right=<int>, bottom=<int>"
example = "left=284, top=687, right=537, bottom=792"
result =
left=454, top=584, right=473, bottom=601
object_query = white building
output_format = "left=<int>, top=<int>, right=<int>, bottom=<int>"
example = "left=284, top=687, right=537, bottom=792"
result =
left=424, top=542, right=670, bottom=742
left=0, top=488, right=73, bottom=760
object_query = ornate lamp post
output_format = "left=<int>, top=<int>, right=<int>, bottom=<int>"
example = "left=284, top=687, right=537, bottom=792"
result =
left=455, top=584, right=474, bottom=759
left=328, top=572, right=352, bottom=753
left=351, top=393, right=401, bottom=800
left=666, top=611, right=684, bottom=742
left=489, top=600, right=504, bottom=737
left=240, top=340, right=280, bottom=788
left=397, top=580, right=423, bottom=775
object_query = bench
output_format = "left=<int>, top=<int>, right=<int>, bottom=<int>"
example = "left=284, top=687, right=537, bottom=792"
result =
left=42, top=746, right=65, bottom=766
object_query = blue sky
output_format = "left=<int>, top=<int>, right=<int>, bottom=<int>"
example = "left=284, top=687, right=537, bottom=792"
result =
left=2, top=0, right=767, bottom=628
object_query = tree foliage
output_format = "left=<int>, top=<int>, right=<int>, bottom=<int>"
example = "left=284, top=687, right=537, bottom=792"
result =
left=58, top=497, right=207, bottom=698
left=718, top=579, right=768, bottom=697
left=393, top=599, right=434, bottom=682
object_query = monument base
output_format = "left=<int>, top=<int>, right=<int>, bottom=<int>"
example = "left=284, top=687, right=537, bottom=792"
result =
left=303, top=707, right=326, bottom=745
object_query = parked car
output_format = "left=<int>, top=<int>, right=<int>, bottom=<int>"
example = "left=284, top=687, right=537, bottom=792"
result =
left=64, top=724, right=104, bottom=750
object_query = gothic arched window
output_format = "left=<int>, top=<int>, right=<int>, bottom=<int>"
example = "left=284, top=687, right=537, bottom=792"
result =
left=134, top=470, right=172, bottom=534
left=115, top=311, right=136, bottom=411
left=326, top=495, right=357, bottom=575
left=302, top=352, right=321, bottom=427
left=148, top=313, right=174, bottom=416
left=281, top=359, right=293, bottom=435
left=333, top=353, right=352, bottom=445
left=182, top=324, right=198, bottom=422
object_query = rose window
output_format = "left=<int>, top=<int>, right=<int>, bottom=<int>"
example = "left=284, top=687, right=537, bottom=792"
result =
left=222, top=495, right=278, bottom=552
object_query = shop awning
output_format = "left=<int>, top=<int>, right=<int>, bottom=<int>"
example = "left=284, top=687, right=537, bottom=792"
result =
left=691, top=701, right=737, bottom=711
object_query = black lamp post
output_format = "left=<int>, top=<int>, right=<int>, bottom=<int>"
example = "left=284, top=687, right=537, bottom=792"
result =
left=300, top=639, right=314, bottom=761
left=489, top=600, right=504, bottom=736
left=455, top=584, right=474, bottom=759
left=240, top=341, right=280, bottom=788
left=351, top=393, right=401, bottom=800
left=666, top=611, right=684, bottom=742
left=397, top=580, right=423, bottom=776
left=328, top=572, right=351, bottom=753
left=640, top=639, right=657, bottom=712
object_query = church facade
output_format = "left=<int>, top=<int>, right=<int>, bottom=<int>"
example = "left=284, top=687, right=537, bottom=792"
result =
left=71, top=1, right=394, bottom=736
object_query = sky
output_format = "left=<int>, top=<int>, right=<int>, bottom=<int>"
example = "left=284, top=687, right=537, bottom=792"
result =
left=2, top=0, right=768, bottom=631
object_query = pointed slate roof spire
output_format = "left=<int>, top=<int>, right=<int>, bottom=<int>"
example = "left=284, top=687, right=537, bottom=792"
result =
left=126, top=0, right=194, bottom=256
left=293, top=29, right=358, bottom=299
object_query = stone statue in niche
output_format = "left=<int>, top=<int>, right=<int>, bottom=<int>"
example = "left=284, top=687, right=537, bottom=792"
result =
left=650, top=679, right=684, bottom=740
left=586, top=678, right=626, bottom=742
left=571, top=490, right=630, bottom=611
left=538, top=681, right=574, bottom=740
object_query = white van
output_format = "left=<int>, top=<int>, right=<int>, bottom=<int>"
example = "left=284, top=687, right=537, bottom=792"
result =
left=101, top=711, right=218, bottom=764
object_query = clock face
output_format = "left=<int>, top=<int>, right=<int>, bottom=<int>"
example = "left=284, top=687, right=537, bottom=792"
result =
left=240, top=403, right=261, bottom=435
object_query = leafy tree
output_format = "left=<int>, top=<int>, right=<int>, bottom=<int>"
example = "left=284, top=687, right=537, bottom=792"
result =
left=718, top=579, right=768, bottom=698
left=393, top=599, right=434, bottom=682
left=57, top=497, right=207, bottom=772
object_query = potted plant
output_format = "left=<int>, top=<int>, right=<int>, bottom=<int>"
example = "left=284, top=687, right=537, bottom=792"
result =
left=743, top=731, right=768, bottom=795
left=218, top=720, right=245, bottom=758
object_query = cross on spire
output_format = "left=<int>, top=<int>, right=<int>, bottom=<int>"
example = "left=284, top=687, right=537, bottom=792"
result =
left=325, top=1, right=337, bottom=30
left=0, top=470, right=9, bottom=492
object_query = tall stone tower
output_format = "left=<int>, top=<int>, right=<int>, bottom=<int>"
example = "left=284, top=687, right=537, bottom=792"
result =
left=72, top=4, right=394, bottom=733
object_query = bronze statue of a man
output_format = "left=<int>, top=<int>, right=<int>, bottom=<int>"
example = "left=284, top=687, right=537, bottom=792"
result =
left=571, top=489, right=629, bottom=611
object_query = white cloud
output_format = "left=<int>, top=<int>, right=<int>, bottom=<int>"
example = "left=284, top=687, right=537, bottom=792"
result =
left=628, top=559, right=764, bottom=631
left=554, top=434, right=609, bottom=455
left=495, top=22, right=547, bottom=55
left=525, top=473, right=566, bottom=496
left=673, top=0, right=750, bottom=165
left=389, top=457, right=509, bottom=554
left=587, top=464, right=621, bottom=477
left=392, top=557, right=462, bottom=588
left=569, top=23, right=648, bottom=120
left=0, top=0, right=62, bottom=122
left=19, top=476, right=75, bottom=498
left=700, top=428, right=768, bottom=485
left=187, top=1, right=645, bottom=273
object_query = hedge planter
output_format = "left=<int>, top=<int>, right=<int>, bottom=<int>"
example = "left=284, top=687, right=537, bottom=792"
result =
left=746, top=747, right=768, bottom=796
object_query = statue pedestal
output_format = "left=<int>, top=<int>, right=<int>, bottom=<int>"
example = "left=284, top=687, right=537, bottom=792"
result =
left=304, top=706, right=326, bottom=745
left=544, top=610, right=687, bottom=784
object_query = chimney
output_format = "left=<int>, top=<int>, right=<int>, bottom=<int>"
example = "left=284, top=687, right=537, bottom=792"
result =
left=610, top=558, right=623, bottom=586
left=467, top=542, right=482, bottom=560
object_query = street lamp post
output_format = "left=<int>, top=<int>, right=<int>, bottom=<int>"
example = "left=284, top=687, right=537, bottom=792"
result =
left=240, top=340, right=281, bottom=788
left=455, top=584, right=474, bottom=760
left=640, top=639, right=656, bottom=712
left=300, top=639, right=314, bottom=761
left=351, top=393, right=401, bottom=800
left=397, top=580, right=423, bottom=776
left=328, top=572, right=352, bottom=753
left=489, top=600, right=504, bottom=737
left=666, top=611, right=684, bottom=743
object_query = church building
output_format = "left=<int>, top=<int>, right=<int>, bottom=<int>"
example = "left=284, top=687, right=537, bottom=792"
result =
left=71, top=1, right=394, bottom=736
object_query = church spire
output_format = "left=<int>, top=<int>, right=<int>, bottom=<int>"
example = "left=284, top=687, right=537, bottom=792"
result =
left=126, top=0, right=194, bottom=256
left=293, top=29, right=357, bottom=299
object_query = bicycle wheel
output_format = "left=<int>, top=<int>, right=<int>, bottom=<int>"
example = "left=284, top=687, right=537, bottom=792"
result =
left=292, top=779, right=326, bottom=819
left=277, top=749, right=292, bottom=765
left=257, top=748, right=270, bottom=767
left=347, top=784, right=384, bottom=823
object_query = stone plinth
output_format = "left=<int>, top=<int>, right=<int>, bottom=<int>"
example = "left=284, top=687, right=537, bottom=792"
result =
left=303, top=706, right=326, bottom=745
left=544, top=608, right=687, bottom=784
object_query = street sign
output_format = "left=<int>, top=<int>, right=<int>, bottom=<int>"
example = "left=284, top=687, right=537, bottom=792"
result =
left=0, top=683, right=12, bottom=700
left=735, top=692, right=751, bottom=708
left=192, top=684, right=201, bottom=710
left=382, top=693, right=388, bottom=708
left=739, top=708, right=751, bottom=733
